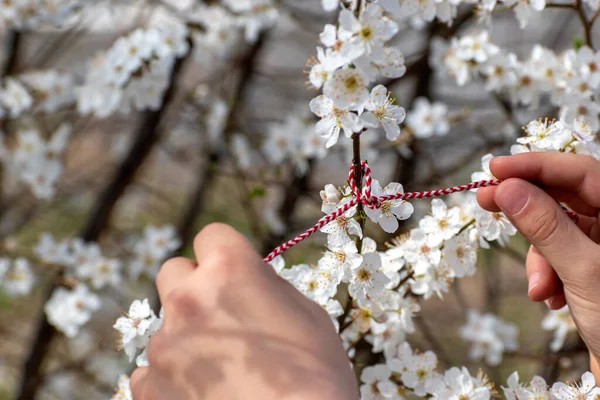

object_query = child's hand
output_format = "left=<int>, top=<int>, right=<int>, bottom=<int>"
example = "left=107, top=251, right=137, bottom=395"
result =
left=477, top=153, right=600, bottom=373
left=129, top=223, right=358, bottom=400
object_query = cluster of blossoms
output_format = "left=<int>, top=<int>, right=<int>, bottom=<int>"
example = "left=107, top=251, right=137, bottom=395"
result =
left=77, top=25, right=190, bottom=117
left=460, top=309, right=519, bottom=366
left=324, top=0, right=474, bottom=26
left=220, top=0, right=279, bottom=43
left=0, top=0, right=92, bottom=29
left=479, top=0, right=598, bottom=27
left=542, top=305, right=579, bottom=352
left=45, top=284, right=102, bottom=338
left=405, top=97, right=451, bottom=140
left=433, top=32, right=600, bottom=132
left=107, top=1, right=600, bottom=398
left=0, top=123, right=71, bottom=199
left=504, top=371, right=600, bottom=399
left=128, top=225, right=181, bottom=279
left=33, top=225, right=178, bottom=337
left=0, top=71, right=74, bottom=119
left=113, top=299, right=163, bottom=367
left=246, top=111, right=327, bottom=176
left=308, top=3, right=407, bottom=147
left=360, top=342, right=492, bottom=399
left=0, top=257, right=36, bottom=298
left=112, top=115, right=597, bottom=398
left=186, top=0, right=278, bottom=64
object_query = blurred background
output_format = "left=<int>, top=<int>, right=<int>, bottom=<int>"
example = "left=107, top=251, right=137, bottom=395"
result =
left=0, top=0, right=596, bottom=398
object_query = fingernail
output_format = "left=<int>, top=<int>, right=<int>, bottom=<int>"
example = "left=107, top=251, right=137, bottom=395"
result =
left=545, top=297, right=553, bottom=309
left=528, top=272, right=541, bottom=296
left=496, top=181, right=530, bottom=215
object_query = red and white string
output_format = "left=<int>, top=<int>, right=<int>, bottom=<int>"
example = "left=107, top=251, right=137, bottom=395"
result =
left=263, top=161, right=578, bottom=263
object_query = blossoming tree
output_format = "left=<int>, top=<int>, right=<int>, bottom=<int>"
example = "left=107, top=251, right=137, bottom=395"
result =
left=0, top=0, right=599, bottom=399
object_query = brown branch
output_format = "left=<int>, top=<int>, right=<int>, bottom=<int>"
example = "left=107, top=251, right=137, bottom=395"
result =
left=414, top=314, right=454, bottom=366
left=576, top=0, right=593, bottom=47
left=16, top=54, right=189, bottom=400
left=2, top=30, right=21, bottom=77
left=547, top=1, right=594, bottom=48
left=151, top=35, right=269, bottom=313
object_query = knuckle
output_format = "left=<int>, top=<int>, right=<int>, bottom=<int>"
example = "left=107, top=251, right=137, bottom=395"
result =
left=156, top=257, right=188, bottom=285
left=194, top=223, right=230, bottom=247
left=147, top=329, right=168, bottom=366
left=146, top=329, right=181, bottom=376
left=162, top=288, right=199, bottom=320
left=524, top=207, right=560, bottom=247
left=203, top=244, right=237, bottom=277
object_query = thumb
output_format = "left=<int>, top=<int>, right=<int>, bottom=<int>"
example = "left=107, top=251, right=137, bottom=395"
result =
left=494, top=178, right=597, bottom=282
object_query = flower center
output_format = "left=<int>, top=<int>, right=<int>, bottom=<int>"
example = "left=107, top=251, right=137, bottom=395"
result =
left=344, top=76, right=359, bottom=91
left=577, top=105, right=589, bottom=116
left=380, top=201, right=392, bottom=214
left=360, top=26, right=373, bottom=41
left=99, top=263, right=110, bottom=274
left=337, top=216, right=349, bottom=228
left=374, top=105, right=386, bottom=120
left=357, top=268, right=371, bottom=281
left=578, top=82, right=589, bottom=92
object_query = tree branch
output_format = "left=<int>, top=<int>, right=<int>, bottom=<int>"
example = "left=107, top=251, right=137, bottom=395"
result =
left=16, top=54, right=189, bottom=400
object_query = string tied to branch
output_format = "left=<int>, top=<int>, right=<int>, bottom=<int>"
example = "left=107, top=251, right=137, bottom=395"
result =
left=263, top=161, right=578, bottom=263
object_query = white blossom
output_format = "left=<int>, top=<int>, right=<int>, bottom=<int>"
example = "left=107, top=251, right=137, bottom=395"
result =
left=45, top=284, right=101, bottom=338
left=364, top=180, right=414, bottom=233
left=360, top=85, right=406, bottom=141
left=542, top=305, right=577, bottom=352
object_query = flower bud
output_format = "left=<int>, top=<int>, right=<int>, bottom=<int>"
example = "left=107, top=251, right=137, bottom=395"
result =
left=320, top=184, right=341, bottom=205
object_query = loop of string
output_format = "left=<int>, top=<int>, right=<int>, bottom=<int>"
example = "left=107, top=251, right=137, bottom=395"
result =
left=263, top=161, right=579, bottom=263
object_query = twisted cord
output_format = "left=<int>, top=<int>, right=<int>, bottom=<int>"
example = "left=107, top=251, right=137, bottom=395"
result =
left=263, top=161, right=578, bottom=263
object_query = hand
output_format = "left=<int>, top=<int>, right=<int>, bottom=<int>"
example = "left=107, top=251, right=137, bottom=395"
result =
left=476, top=153, right=600, bottom=373
left=129, top=223, right=358, bottom=400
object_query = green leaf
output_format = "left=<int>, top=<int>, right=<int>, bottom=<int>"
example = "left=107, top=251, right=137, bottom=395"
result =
left=248, top=186, right=266, bottom=200
left=573, top=36, right=584, bottom=51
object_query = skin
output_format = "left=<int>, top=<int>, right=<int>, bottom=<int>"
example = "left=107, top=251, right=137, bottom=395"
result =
left=475, top=152, right=600, bottom=378
left=129, top=223, right=359, bottom=400
left=129, top=151, right=600, bottom=397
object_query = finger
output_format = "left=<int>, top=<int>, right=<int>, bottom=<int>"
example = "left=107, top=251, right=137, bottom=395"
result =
left=526, top=245, right=560, bottom=302
left=494, top=178, right=598, bottom=280
left=477, top=185, right=597, bottom=217
left=545, top=289, right=567, bottom=310
left=490, top=153, right=600, bottom=208
left=476, top=186, right=500, bottom=213
left=129, top=367, right=149, bottom=399
left=577, top=214, right=600, bottom=242
left=542, top=188, right=598, bottom=217
left=156, top=257, right=197, bottom=304
left=193, top=223, right=263, bottom=268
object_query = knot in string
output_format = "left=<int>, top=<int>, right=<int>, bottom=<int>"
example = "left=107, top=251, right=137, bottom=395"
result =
left=348, top=161, right=381, bottom=209
left=263, top=161, right=578, bottom=263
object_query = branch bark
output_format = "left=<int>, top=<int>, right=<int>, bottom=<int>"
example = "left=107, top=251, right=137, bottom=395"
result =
left=152, top=35, right=268, bottom=312
left=16, top=54, right=188, bottom=400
